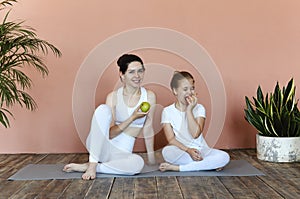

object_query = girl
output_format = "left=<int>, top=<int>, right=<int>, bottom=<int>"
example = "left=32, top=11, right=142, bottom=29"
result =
left=159, top=71, right=229, bottom=172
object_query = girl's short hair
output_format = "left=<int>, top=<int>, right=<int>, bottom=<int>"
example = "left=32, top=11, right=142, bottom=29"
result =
left=170, top=71, right=194, bottom=89
left=117, top=54, right=144, bottom=74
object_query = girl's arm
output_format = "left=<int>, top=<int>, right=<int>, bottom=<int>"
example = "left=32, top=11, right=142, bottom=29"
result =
left=186, top=95, right=205, bottom=139
left=164, top=123, right=202, bottom=161
left=143, top=90, right=156, bottom=164
left=163, top=123, right=189, bottom=151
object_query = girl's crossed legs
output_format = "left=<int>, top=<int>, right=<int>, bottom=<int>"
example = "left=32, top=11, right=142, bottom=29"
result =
left=160, top=145, right=230, bottom=172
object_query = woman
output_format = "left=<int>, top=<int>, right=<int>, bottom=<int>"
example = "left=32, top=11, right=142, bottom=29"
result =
left=64, top=54, right=156, bottom=180
left=159, top=71, right=229, bottom=172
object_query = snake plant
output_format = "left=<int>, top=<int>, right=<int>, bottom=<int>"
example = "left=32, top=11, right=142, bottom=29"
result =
left=0, top=0, right=61, bottom=127
left=245, top=78, right=300, bottom=137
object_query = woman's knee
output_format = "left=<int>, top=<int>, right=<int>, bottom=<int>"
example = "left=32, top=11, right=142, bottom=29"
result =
left=95, top=104, right=112, bottom=118
left=129, top=154, right=144, bottom=174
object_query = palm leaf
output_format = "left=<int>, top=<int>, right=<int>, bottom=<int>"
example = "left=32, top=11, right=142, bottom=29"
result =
left=0, top=0, right=62, bottom=127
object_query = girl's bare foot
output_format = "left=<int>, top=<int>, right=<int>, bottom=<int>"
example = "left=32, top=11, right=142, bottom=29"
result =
left=216, top=167, right=224, bottom=172
left=82, top=162, right=97, bottom=180
left=159, top=162, right=179, bottom=172
left=63, top=163, right=88, bottom=173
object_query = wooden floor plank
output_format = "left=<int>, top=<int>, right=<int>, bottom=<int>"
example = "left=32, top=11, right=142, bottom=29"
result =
left=0, top=154, right=8, bottom=162
left=34, top=179, right=73, bottom=199
left=238, top=176, right=284, bottom=198
left=178, top=176, right=234, bottom=199
left=59, top=179, right=94, bottom=198
left=36, top=153, right=77, bottom=164
left=205, top=177, right=235, bottom=199
left=84, top=178, right=114, bottom=199
left=218, top=176, right=257, bottom=199
left=257, top=175, right=300, bottom=198
left=9, top=180, right=52, bottom=199
left=109, top=178, right=135, bottom=199
left=133, top=177, right=158, bottom=199
left=69, top=153, right=89, bottom=163
left=156, top=176, right=183, bottom=199
left=0, top=180, right=28, bottom=199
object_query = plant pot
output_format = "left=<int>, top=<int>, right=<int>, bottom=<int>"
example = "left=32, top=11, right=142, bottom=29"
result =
left=256, top=134, right=300, bottom=162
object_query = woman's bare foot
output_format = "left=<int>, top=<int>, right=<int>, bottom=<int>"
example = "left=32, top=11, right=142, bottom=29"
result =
left=82, top=162, right=97, bottom=180
left=63, top=162, right=97, bottom=180
left=63, top=163, right=88, bottom=173
left=159, top=162, right=179, bottom=172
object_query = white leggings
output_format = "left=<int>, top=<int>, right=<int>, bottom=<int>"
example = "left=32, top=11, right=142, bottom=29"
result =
left=86, top=104, right=144, bottom=175
left=162, top=145, right=230, bottom=171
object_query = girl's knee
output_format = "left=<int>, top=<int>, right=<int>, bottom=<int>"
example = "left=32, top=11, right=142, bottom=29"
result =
left=223, top=151, right=230, bottom=164
left=217, top=150, right=230, bottom=167
left=162, top=146, right=174, bottom=158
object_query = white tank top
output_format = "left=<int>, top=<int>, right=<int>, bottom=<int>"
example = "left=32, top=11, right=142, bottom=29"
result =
left=115, top=87, right=148, bottom=128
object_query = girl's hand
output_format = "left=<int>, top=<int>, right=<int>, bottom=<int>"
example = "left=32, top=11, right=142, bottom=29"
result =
left=186, top=94, right=197, bottom=110
left=187, top=148, right=203, bottom=161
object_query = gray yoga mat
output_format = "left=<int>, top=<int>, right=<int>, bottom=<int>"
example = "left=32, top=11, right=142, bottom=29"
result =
left=8, top=160, right=264, bottom=181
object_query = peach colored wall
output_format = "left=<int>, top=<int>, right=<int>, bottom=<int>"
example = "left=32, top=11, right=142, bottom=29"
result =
left=0, top=0, right=299, bottom=153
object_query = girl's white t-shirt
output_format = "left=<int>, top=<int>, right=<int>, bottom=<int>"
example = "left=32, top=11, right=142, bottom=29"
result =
left=161, top=103, right=210, bottom=153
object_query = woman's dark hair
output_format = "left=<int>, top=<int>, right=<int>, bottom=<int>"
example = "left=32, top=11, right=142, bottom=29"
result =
left=117, top=54, right=144, bottom=74
left=170, top=71, right=195, bottom=89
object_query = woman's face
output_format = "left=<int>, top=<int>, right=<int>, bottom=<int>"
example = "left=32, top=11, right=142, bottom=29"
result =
left=121, top=61, right=145, bottom=88
left=173, top=78, right=195, bottom=105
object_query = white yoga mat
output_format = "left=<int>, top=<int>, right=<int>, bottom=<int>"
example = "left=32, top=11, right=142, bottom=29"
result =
left=8, top=160, right=264, bottom=181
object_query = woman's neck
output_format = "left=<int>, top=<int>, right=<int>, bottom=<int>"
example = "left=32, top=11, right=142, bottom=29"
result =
left=123, top=85, right=140, bottom=96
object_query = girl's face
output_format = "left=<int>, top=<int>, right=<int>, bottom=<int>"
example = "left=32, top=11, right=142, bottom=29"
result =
left=121, top=61, right=145, bottom=88
left=173, top=78, right=195, bottom=105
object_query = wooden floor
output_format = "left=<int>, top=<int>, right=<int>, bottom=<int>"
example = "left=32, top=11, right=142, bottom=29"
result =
left=0, top=149, right=299, bottom=199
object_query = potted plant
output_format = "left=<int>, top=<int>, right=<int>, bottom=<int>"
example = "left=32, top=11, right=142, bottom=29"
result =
left=244, top=78, right=300, bottom=162
left=0, top=0, right=61, bottom=127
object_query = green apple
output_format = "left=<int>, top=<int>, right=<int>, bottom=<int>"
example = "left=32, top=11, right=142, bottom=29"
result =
left=140, top=102, right=150, bottom=112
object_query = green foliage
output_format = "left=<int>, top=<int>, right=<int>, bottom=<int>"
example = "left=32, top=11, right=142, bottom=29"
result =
left=0, top=0, right=61, bottom=127
left=244, top=78, right=300, bottom=137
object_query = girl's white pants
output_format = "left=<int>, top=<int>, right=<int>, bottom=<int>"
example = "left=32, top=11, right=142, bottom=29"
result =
left=162, top=145, right=230, bottom=171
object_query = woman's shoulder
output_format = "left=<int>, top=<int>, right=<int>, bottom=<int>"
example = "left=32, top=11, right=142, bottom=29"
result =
left=106, top=90, right=118, bottom=105
left=144, top=87, right=156, bottom=102
left=107, top=90, right=117, bottom=98
left=144, top=87, right=156, bottom=97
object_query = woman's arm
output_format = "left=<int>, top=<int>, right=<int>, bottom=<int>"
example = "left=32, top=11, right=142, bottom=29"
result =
left=143, top=90, right=156, bottom=164
left=106, top=92, right=140, bottom=139
left=106, top=92, right=147, bottom=139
